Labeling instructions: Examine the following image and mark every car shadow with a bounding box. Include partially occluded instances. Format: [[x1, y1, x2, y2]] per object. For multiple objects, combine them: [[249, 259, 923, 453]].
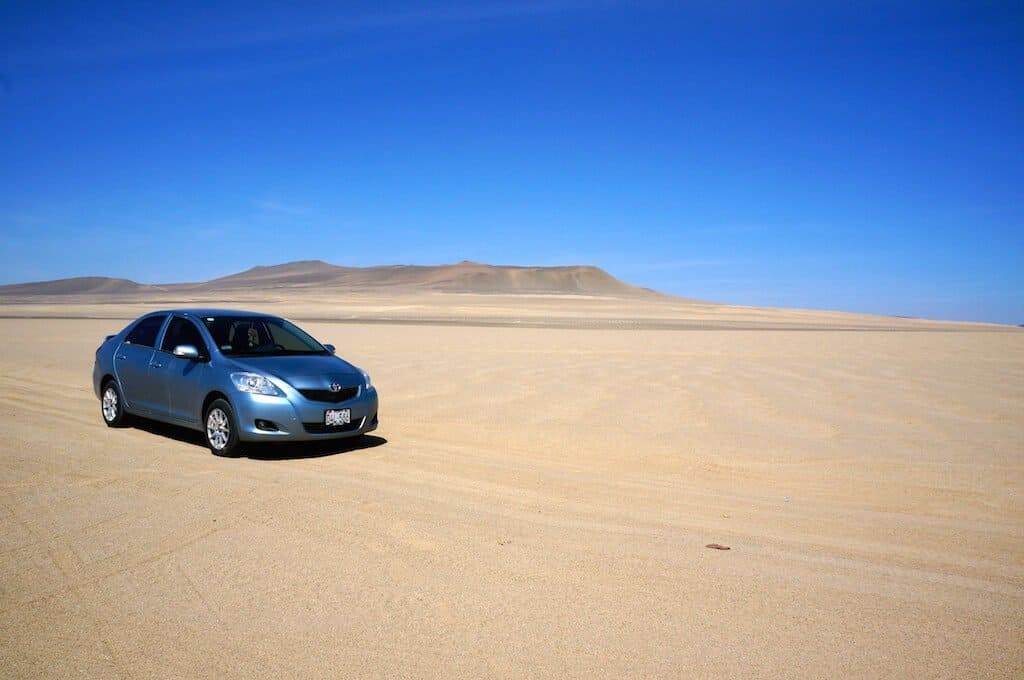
[[246, 435, 387, 460], [129, 418, 387, 460]]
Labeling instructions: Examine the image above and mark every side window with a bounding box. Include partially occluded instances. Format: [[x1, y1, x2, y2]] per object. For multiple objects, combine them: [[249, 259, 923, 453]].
[[125, 315, 167, 348], [161, 317, 208, 356]]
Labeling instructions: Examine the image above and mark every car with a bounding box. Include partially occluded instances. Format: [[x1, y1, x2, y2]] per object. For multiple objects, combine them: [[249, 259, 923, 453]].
[[93, 309, 378, 456]]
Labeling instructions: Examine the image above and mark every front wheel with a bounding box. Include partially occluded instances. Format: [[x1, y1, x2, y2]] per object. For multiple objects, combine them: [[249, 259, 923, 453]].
[[205, 399, 242, 457], [100, 380, 131, 427]]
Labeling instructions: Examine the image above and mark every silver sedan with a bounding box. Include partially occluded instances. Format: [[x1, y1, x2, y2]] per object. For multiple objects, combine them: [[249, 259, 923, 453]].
[[93, 309, 379, 456]]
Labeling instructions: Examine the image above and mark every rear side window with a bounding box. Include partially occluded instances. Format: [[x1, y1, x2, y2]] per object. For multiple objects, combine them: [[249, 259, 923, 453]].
[[125, 315, 167, 348], [161, 317, 209, 356]]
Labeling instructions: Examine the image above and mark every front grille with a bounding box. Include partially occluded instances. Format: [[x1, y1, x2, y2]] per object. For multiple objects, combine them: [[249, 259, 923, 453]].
[[303, 418, 364, 434], [298, 386, 359, 403]]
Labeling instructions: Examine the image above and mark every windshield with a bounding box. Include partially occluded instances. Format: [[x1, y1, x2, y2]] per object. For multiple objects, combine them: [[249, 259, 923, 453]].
[[201, 316, 328, 357]]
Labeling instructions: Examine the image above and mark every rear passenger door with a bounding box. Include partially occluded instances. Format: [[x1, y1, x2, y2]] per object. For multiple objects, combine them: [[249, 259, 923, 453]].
[[115, 314, 168, 413]]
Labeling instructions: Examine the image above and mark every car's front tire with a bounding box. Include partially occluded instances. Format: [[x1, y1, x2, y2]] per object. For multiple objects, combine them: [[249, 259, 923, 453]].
[[100, 380, 131, 428], [205, 398, 242, 457]]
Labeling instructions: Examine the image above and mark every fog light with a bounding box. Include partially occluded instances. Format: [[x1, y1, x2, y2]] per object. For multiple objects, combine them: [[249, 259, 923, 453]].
[[255, 419, 279, 432]]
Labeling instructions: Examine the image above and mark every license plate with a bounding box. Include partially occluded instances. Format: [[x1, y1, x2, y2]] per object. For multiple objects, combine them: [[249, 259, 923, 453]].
[[325, 408, 351, 426]]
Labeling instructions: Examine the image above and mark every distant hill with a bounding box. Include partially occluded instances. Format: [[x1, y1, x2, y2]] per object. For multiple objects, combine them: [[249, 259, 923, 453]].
[[0, 276, 151, 296], [0, 261, 654, 298]]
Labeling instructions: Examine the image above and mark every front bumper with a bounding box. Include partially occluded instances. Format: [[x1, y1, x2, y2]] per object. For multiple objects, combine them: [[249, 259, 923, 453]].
[[231, 387, 379, 442]]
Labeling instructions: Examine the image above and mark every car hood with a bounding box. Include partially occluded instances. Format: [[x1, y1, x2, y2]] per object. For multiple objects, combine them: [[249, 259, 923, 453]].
[[227, 354, 363, 389]]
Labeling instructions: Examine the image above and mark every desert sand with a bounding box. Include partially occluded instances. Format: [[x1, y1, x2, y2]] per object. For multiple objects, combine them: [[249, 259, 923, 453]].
[[1, 279, 1022, 677]]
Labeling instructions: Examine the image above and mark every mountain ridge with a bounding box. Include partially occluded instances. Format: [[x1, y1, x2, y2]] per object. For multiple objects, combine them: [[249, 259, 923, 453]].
[[0, 261, 657, 298]]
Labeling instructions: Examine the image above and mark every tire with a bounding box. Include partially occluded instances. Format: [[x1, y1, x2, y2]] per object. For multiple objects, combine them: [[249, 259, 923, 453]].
[[100, 380, 131, 428], [204, 398, 242, 457]]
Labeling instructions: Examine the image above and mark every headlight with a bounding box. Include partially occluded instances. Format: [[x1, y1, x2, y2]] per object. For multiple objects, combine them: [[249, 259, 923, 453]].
[[360, 370, 373, 390], [230, 372, 283, 396]]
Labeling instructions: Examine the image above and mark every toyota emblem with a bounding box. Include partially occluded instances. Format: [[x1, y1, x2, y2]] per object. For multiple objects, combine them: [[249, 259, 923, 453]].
[[329, 383, 342, 392]]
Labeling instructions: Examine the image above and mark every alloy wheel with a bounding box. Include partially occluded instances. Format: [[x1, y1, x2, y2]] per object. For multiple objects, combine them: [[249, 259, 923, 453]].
[[206, 408, 230, 450], [102, 386, 119, 422]]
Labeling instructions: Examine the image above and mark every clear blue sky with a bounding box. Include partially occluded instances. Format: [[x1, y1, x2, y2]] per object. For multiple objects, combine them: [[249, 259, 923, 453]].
[[2, 1, 1022, 323]]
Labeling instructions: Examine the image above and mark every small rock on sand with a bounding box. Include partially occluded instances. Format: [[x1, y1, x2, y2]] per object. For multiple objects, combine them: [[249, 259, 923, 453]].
[[706, 543, 731, 550]]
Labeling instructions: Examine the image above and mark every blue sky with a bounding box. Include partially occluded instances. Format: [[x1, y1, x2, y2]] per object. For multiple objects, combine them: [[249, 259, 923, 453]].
[[1, 1, 1022, 323]]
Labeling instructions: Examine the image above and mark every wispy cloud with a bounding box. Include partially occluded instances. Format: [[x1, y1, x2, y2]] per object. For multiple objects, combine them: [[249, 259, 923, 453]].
[[253, 199, 310, 218], [354, 1, 613, 32], [7, 1, 615, 69], [688, 224, 768, 236], [617, 257, 740, 273], [1, 212, 51, 233], [192, 220, 240, 241]]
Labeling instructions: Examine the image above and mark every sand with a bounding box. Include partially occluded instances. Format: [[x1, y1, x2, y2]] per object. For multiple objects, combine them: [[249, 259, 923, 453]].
[[0, 294, 1022, 678]]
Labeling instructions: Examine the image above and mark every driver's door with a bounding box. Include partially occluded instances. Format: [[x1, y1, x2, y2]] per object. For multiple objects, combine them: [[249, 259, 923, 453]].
[[156, 316, 211, 425]]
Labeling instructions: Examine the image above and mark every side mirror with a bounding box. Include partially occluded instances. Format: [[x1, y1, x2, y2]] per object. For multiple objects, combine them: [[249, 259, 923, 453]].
[[173, 344, 201, 360], [323, 343, 336, 354]]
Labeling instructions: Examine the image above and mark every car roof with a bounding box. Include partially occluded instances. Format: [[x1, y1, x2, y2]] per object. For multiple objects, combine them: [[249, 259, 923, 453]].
[[149, 308, 279, 319]]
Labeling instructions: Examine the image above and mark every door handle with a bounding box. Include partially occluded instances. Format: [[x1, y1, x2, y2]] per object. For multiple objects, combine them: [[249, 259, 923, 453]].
[[116, 355, 127, 360], [149, 362, 163, 368]]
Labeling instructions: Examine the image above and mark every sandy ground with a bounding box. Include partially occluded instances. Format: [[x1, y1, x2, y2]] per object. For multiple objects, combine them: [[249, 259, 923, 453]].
[[1, 300, 1022, 678], [0, 288, 1009, 330]]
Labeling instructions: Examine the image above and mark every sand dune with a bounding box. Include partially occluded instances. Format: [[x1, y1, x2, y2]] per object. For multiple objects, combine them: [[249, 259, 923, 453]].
[[0, 287, 1021, 677]]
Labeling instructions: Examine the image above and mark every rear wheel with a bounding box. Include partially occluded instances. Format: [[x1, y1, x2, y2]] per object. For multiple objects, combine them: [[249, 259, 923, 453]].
[[100, 380, 131, 427], [205, 399, 242, 457]]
